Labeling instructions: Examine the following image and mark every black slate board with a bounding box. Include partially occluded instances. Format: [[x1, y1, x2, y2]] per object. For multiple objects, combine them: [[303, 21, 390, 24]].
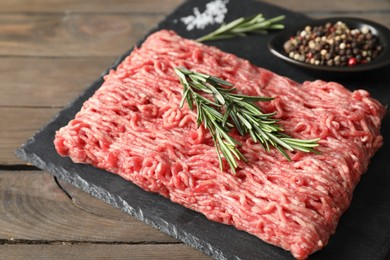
[[16, 0, 390, 259]]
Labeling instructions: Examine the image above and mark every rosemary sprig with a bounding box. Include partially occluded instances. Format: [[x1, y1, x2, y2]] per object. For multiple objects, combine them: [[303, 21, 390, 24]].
[[196, 14, 285, 42], [174, 67, 320, 174]]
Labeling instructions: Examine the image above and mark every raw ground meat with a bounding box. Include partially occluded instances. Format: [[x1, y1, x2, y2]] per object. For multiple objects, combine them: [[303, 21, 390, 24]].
[[54, 30, 385, 259]]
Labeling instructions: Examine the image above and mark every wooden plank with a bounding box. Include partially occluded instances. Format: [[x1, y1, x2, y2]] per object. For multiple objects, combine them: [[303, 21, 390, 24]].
[[0, 171, 176, 243], [0, 0, 388, 14], [262, 0, 390, 28], [0, 107, 60, 165], [262, 0, 390, 12], [0, 244, 211, 260], [1, 17, 389, 107], [0, 12, 388, 59], [0, 0, 183, 14], [56, 178, 136, 222], [263, 0, 390, 28], [0, 14, 164, 57], [0, 57, 114, 107]]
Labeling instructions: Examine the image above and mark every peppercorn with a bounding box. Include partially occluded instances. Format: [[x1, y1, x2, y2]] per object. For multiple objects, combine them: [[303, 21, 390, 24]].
[[348, 57, 357, 66], [283, 21, 383, 67]]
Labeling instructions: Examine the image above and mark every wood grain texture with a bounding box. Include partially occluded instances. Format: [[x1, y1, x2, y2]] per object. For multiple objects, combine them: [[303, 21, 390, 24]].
[[262, 0, 390, 12], [1, 0, 389, 259], [0, 5, 388, 59], [0, 14, 163, 57], [0, 57, 114, 107], [0, 0, 184, 14], [0, 107, 59, 165], [0, 0, 388, 13], [0, 171, 176, 243], [0, 244, 210, 260], [264, 0, 390, 29]]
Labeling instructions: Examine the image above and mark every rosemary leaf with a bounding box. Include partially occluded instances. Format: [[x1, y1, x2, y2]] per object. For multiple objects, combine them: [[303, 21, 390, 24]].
[[196, 14, 285, 42], [174, 67, 320, 173], [209, 76, 234, 86]]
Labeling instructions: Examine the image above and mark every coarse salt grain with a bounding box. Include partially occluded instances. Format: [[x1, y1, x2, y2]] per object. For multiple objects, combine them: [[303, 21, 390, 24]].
[[180, 0, 229, 31]]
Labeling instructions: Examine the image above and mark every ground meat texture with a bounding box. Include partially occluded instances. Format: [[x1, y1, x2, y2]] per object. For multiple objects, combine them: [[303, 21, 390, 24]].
[[54, 30, 385, 259]]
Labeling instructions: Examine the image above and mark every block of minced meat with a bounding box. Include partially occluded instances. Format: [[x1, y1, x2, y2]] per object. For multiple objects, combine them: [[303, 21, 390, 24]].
[[54, 30, 385, 259]]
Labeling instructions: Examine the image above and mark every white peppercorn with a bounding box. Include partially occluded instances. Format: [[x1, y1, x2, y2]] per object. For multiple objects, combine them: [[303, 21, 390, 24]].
[[283, 21, 383, 67]]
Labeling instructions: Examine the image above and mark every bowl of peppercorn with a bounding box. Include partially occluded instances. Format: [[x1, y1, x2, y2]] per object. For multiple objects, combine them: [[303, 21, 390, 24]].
[[268, 17, 390, 73]]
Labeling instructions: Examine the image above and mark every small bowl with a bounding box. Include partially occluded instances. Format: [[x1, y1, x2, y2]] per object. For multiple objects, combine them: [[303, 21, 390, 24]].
[[268, 17, 390, 73]]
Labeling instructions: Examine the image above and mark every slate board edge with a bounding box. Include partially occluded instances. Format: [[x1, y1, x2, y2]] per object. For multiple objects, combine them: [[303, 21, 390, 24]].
[[14, 0, 390, 259], [14, 1, 254, 259], [15, 146, 229, 260]]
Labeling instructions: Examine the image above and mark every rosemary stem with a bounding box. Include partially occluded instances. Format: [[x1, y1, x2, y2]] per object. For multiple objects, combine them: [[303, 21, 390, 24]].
[[174, 67, 319, 173], [196, 14, 285, 42]]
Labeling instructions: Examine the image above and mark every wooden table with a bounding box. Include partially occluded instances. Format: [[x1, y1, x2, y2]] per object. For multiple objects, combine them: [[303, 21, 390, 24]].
[[1, 0, 389, 259]]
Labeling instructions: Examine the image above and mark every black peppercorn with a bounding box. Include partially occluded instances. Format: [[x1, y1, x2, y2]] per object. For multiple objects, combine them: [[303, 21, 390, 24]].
[[283, 21, 383, 67]]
